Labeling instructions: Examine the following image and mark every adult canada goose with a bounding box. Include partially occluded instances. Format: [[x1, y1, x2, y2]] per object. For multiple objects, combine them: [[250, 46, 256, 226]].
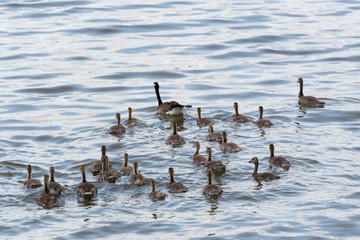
[[197, 107, 213, 127], [207, 126, 222, 142], [202, 171, 222, 196], [219, 131, 241, 153], [48, 167, 62, 196], [119, 153, 133, 176], [204, 147, 226, 173], [167, 122, 185, 145], [76, 165, 97, 198], [269, 144, 291, 170], [36, 175, 57, 208], [168, 167, 188, 193], [108, 113, 126, 135], [297, 78, 325, 108], [249, 157, 280, 182], [96, 155, 117, 182], [233, 102, 248, 123], [126, 107, 137, 127], [153, 82, 192, 115], [193, 142, 207, 166], [92, 145, 112, 175], [24, 164, 42, 188], [256, 106, 273, 128], [149, 179, 167, 201], [130, 162, 146, 186]]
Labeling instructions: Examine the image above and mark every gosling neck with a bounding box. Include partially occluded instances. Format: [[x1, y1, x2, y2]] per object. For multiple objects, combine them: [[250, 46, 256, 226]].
[[234, 103, 239, 116], [133, 163, 139, 175], [194, 143, 200, 155], [116, 113, 121, 125], [123, 153, 128, 167], [169, 169, 175, 184], [197, 107, 202, 119], [128, 107, 132, 120], [150, 180, 155, 192], [81, 166, 87, 183], [253, 160, 258, 175], [222, 132, 227, 144], [208, 126, 214, 133], [44, 175, 50, 194], [101, 145, 106, 157], [101, 156, 107, 172], [207, 147, 212, 162], [259, 107, 263, 120], [27, 165, 31, 180], [50, 167, 55, 182], [207, 172, 212, 185], [269, 145, 275, 158], [172, 122, 177, 135]]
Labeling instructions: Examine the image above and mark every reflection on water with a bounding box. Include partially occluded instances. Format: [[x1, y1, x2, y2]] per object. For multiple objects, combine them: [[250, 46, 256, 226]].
[[1, 0, 360, 239]]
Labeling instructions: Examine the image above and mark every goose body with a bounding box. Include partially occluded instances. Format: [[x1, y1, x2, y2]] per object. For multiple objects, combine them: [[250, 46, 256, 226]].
[[24, 165, 42, 189], [149, 179, 167, 201], [219, 131, 241, 153], [49, 167, 62, 196], [92, 145, 112, 175], [153, 82, 191, 115], [297, 78, 325, 108], [168, 167, 188, 193], [207, 126, 222, 142], [204, 147, 226, 173], [119, 153, 133, 176], [76, 165, 97, 198], [167, 122, 185, 145], [233, 102, 248, 123], [269, 144, 291, 169], [197, 107, 213, 127], [192, 142, 207, 166], [202, 171, 222, 196], [108, 113, 126, 135], [130, 162, 146, 186], [36, 175, 57, 208], [256, 106, 272, 128], [249, 157, 280, 182]]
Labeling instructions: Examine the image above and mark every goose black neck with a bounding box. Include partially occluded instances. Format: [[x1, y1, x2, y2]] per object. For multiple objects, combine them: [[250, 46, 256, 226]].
[[298, 79, 304, 98], [154, 83, 163, 105]]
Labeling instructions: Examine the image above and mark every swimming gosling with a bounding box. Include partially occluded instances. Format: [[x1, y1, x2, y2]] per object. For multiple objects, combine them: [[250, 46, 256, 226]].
[[108, 113, 126, 135], [207, 126, 222, 142], [24, 164, 42, 189], [249, 157, 280, 182], [297, 78, 325, 108], [197, 107, 213, 127], [233, 102, 248, 123], [219, 131, 241, 153], [49, 167, 62, 196], [193, 142, 207, 166], [269, 144, 291, 170], [130, 162, 146, 186], [166, 122, 185, 145], [76, 165, 97, 198], [36, 175, 57, 208], [168, 167, 188, 193], [126, 107, 137, 127], [256, 106, 273, 128], [119, 153, 133, 176], [204, 147, 226, 173], [202, 171, 222, 196], [149, 179, 167, 201]]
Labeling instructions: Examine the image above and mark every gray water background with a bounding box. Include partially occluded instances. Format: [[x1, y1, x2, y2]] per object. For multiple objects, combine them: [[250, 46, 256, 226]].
[[0, 0, 360, 239]]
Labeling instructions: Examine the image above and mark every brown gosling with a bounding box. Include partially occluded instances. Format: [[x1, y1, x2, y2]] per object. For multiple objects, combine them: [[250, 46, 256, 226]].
[[153, 82, 191, 115], [193, 142, 207, 166], [204, 147, 226, 173], [91, 145, 112, 175], [297, 78, 325, 108], [126, 107, 137, 127], [207, 126, 222, 142], [202, 171, 222, 196], [249, 157, 280, 182], [256, 106, 273, 128], [149, 179, 167, 201], [24, 164, 42, 189], [108, 113, 126, 135], [119, 153, 133, 176], [197, 107, 213, 127], [36, 175, 57, 208], [130, 162, 146, 186], [166, 122, 185, 145], [219, 131, 241, 153], [233, 102, 248, 123], [269, 144, 291, 170], [76, 165, 97, 198], [168, 167, 188, 193], [49, 167, 62, 196], [96, 155, 118, 182]]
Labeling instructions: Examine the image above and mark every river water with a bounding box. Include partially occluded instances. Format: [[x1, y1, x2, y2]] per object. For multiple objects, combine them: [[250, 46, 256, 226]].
[[1, 0, 360, 239]]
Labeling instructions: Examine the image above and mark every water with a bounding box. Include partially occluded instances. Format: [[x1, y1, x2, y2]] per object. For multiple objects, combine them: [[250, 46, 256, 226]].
[[1, 0, 360, 239]]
